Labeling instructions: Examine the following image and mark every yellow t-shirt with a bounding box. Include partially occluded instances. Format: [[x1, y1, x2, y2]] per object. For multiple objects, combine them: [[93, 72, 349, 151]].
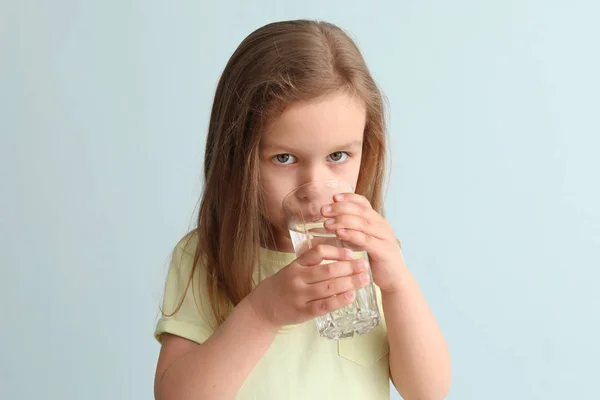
[[155, 232, 390, 400]]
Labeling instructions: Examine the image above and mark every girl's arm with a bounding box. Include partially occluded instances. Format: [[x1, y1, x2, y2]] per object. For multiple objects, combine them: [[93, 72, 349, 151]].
[[154, 297, 279, 400], [320, 194, 451, 398], [154, 244, 367, 400], [382, 264, 452, 400]]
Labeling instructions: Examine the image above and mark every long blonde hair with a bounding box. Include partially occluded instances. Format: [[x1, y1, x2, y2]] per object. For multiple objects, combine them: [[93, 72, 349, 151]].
[[176, 20, 388, 327]]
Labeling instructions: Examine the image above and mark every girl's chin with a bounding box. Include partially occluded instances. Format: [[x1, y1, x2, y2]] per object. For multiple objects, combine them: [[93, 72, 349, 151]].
[[261, 223, 294, 252]]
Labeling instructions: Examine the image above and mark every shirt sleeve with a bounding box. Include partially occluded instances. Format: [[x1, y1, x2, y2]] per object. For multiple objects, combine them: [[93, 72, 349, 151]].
[[154, 233, 216, 344]]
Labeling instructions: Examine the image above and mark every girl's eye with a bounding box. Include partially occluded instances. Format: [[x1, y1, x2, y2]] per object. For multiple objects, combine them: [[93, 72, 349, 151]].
[[328, 151, 349, 163], [272, 154, 296, 165]]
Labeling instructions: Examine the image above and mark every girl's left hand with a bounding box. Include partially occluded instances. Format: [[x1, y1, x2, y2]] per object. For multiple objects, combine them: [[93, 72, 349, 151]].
[[321, 193, 404, 294]]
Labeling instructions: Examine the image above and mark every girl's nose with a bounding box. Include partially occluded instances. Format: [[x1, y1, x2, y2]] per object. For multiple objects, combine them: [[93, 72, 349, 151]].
[[299, 164, 332, 189], [296, 185, 320, 202]]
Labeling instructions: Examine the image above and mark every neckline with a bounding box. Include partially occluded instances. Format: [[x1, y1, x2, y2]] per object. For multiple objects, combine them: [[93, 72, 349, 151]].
[[259, 247, 296, 271]]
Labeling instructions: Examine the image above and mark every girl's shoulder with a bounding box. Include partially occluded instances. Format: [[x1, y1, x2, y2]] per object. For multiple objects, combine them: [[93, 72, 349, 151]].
[[174, 230, 199, 257], [166, 230, 203, 278]]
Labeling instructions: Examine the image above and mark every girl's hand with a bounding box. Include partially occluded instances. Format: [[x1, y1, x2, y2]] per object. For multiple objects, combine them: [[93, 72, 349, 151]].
[[321, 193, 404, 294], [247, 244, 371, 329]]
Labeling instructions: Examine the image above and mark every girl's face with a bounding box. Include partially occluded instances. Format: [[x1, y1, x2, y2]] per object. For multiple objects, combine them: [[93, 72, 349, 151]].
[[259, 92, 367, 251]]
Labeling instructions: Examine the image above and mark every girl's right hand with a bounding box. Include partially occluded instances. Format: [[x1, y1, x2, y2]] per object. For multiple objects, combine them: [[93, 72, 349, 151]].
[[246, 244, 371, 329]]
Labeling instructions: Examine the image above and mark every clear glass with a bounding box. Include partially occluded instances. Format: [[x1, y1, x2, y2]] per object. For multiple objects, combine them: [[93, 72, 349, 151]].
[[282, 180, 381, 340]]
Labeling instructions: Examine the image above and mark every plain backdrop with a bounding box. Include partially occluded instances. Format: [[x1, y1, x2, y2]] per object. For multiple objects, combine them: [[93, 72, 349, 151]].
[[1, 1, 599, 399]]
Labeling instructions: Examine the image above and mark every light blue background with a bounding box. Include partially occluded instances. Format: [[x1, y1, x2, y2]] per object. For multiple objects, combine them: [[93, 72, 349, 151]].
[[1, 1, 598, 399]]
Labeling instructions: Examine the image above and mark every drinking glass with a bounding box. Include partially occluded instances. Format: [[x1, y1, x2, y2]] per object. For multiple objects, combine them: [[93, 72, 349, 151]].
[[282, 180, 380, 340]]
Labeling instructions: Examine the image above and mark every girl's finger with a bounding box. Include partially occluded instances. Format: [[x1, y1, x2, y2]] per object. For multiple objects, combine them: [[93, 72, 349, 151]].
[[307, 273, 370, 301], [322, 201, 387, 234], [334, 228, 380, 255], [324, 214, 387, 240], [295, 244, 354, 267], [306, 290, 358, 317], [333, 192, 372, 208], [321, 199, 371, 218], [304, 259, 368, 283]]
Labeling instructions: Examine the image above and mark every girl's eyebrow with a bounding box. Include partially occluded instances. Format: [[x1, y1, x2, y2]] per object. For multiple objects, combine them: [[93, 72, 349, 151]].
[[338, 140, 363, 149], [261, 140, 363, 152]]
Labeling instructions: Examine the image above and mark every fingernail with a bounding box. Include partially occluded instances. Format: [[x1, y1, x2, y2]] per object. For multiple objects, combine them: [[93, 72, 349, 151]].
[[335, 194, 344, 201], [322, 205, 332, 213], [359, 273, 370, 284], [345, 291, 356, 300], [345, 249, 354, 259], [358, 259, 367, 270], [324, 219, 334, 227]]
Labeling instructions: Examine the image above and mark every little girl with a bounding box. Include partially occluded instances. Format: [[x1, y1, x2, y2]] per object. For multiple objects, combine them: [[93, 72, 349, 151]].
[[154, 19, 451, 400]]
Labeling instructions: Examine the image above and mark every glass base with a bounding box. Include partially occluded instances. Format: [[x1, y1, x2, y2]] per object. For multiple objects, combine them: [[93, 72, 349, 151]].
[[316, 310, 380, 340]]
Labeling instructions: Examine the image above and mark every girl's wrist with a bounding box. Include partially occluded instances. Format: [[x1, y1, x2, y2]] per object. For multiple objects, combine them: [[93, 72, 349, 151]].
[[240, 294, 282, 334]]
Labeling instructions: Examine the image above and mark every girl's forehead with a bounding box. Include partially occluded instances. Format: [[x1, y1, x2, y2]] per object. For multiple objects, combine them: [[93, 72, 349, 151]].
[[260, 93, 366, 148]]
